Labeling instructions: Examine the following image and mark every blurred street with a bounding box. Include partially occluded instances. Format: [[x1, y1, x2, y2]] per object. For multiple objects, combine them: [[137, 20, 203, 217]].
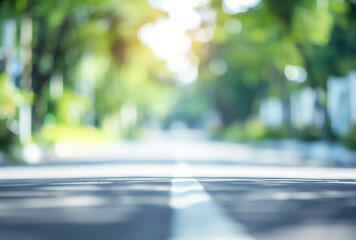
[[1, 133, 356, 240], [1, 171, 356, 240], [1, 0, 356, 239]]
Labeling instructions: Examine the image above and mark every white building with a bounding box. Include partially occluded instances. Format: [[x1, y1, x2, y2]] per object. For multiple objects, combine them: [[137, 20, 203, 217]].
[[327, 71, 356, 135]]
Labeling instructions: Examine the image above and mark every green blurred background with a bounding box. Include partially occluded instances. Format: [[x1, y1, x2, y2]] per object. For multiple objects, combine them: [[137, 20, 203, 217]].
[[1, 0, 356, 162]]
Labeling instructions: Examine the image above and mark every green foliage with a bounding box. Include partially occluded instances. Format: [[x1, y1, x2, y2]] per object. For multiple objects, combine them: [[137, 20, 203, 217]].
[[1, 0, 356, 155], [292, 6, 333, 45], [165, 88, 211, 128], [39, 124, 111, 143], [222, 120, 286, 142], [341, 126, 356, 150], [198, 0, 356, 147], [56, 89, 91, 126], [295, 126, 323, 141], [0, 73, 33, 152]]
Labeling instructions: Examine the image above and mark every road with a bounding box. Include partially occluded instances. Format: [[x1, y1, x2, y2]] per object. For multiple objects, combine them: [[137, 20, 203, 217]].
[[1, 137, 356, 240]]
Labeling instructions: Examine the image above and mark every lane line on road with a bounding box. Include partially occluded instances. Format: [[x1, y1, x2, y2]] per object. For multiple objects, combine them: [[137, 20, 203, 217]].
[[168, 162, 254, 240]]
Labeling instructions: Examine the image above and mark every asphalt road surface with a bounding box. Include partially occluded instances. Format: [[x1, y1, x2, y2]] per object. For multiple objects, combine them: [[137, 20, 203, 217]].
[[1, 162, 356, 240], [1, 137, 356, 240]]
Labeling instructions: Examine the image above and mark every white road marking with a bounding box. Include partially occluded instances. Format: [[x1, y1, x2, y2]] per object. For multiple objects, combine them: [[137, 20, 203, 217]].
[[169, 163, 254, 240]]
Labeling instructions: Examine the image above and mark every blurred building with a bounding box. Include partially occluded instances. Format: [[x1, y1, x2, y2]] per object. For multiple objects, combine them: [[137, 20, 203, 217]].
[[328, 71, 356, 135]]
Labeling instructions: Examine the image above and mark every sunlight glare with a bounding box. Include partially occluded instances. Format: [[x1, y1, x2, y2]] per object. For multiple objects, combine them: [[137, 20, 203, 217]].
[[175, 65, 198, 85], [23, 143, 42, 164], [139, 0, 212, 85], [161, 0, 201, 13], [284, 65, 307, 83], [223, 0, 261, 14], [139, 19, 192, 60]]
